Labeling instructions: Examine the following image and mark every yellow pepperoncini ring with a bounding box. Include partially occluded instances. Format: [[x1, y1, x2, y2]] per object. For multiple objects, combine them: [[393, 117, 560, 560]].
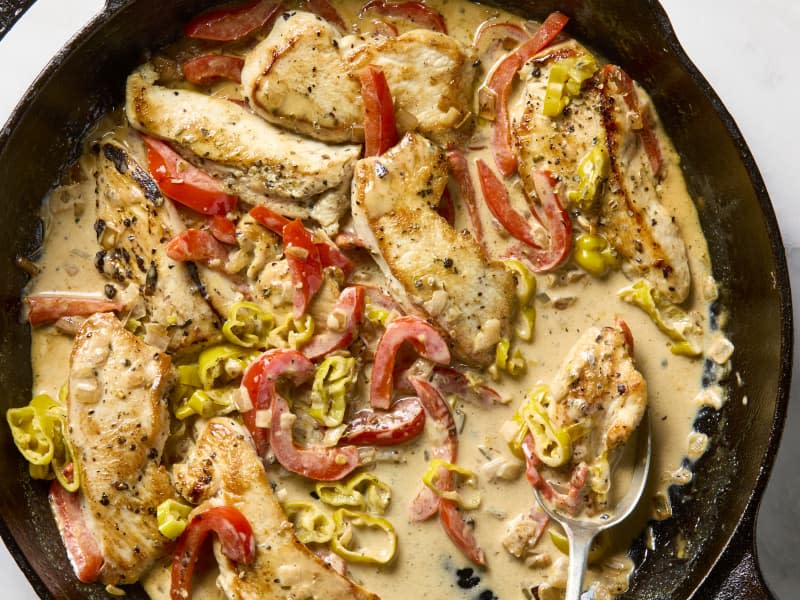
[[542, 53, 599, 118], [588, 452, 611, 496], [222, 301, 276, 348], [157, 499, 193, 540], [7, 405, 55, 466], [618, 279, 702, 357], [504, 259, 537, 343], [568, 145, 610, 210], [316, 472, 392, 515], [511, 386, 572, 468], [422, 458, 481, 510], [364, 303, 389, 326], [490, 338, 526, 381], [267, 313, 315, 350], [548, 527, 610, 565], [573, 233, 619, 277], [197, 344, 259, 390], [308, 355, 357, 428], [330, 509, 397, 565], [177, 364, 202, 388], [285, 501, 335, 544], [174, 388, 237, 420]]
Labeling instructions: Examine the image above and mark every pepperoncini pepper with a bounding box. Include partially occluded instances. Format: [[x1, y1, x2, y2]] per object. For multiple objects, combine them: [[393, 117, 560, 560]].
[[504, 259, 537, 343], [422, 459, 481, 510], [490, 338, 526, 380], [509, 385, 571, 468], [285, 501, 335, 544], [197, 344, 258, 389], [573, 233, 619, 277], [542, 53, 599, 118], [157, 499, 193, 540], [309, 355, 357, 428], [568, 145, 610, 210], [222, 301, 275, 348], [316, 472, 392, 514], [330, 509, 397, 565], [268, 313, 314, 350]]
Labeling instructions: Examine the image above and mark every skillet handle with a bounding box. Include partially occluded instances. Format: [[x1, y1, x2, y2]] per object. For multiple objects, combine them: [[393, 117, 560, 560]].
[[707, 510, 775, 599], [0, 0, 36, 42]]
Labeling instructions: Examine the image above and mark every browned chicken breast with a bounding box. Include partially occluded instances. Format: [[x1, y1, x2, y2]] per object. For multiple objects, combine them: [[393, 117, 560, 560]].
[[67, 312, 175, 585], [352, 133, 516, 366], [511, 42, 691, 303], [241, 11, 476, 146], [172, 417, 379, 600], [549, 325, 647, 457], [95, 140, 221, 351], [126, 64, 361, 231]]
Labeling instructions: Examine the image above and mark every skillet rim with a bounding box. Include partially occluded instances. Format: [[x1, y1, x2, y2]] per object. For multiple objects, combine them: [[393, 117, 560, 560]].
[[0, 0, 792, 598]]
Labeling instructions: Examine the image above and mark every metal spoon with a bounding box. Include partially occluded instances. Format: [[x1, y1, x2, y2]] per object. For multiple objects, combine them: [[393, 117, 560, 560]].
[[532, 412, 651, 600]]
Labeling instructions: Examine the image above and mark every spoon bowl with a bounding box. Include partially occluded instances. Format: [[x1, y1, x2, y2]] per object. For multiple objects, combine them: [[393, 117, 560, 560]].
[[532, 411, 652, 600]]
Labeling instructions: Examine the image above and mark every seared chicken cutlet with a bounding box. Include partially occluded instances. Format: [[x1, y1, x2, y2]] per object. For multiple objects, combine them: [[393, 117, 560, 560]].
[[126, 64, 361, 231], [549, 324, 646, 461], [172, 418, 380, 600], [95, 140, 221, 351], [66, 313, 174, 585], [352, 133, 516, 366], [511, 43, 691, 303], [241, 11, 476, 146]]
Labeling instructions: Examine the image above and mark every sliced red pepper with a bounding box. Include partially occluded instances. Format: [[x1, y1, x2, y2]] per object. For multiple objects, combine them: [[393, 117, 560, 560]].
[[359, 0, 447, 34], [360, 65, 399, 157], [209, 215, 238, 245], [170, 505, 255, 600], [477, 160, 571, 272], [249, 205, 290, 236], [166, 229, 229, 265], [143, 135, 238, 216], [26, 295, 124, 326], [601, 64, 664, 180], [439, 499, 487, 566], [303, 0, 347, 31], [430, 366, 503, 407], [521, 434, 588, 515], [473, 20, 528, 51], [436, 187, 455, 226], [284, 219, 324, 319], [181, 54, 245, 86], [334, 231, 370, 250], [49, 482, 104, 583], [615, 316, 634, 354], [487, 12, 569, 176], [184, 0, 283, 41], [342, 396, 425, 446], [315, 242, 354, 277], [446, 148, 488, 258], [370, 316, 451, 410], [302, 286, 365, 360]]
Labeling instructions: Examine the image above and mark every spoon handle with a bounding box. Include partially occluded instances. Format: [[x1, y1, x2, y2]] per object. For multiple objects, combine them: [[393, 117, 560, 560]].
[[564, 526, 596, 600]]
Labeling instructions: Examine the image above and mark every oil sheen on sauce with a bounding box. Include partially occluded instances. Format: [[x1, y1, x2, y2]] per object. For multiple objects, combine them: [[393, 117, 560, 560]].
[[26, 1, 730, 599]]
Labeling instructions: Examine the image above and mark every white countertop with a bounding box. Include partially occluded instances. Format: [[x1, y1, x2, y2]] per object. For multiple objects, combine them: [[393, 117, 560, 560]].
[[1, 1, 798, 598]]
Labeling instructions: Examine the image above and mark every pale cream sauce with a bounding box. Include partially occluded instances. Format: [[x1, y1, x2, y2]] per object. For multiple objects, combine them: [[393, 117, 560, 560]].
[[25, 1, 730, 599]]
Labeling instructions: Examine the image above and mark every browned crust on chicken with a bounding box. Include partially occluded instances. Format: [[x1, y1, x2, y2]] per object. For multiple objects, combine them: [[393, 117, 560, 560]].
[[173, 418, 380, 600], [68, 313, 175, 585]]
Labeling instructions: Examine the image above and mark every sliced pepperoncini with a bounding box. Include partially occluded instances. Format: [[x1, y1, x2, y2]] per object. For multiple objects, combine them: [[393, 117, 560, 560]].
[[51, 417, 81, 492], [174, 388, 237, 420], [548, 527, 610, 564], [573, 233, 619, 277], [157, 499, 193, 540], [511, 385, 572, 468], [316, 472, 392, 514], [222, 301, 276, 348], [285, 501, 335, 544], [422, 458, 481, 510], [7, 405, 54, 466], [542, 53, 599, 118], [490, 338, 526, 380], [197, 344, 258, 389], [330, 509, 397, 565], [618, 279, 702, 357], [268, 314, 315, 350], [504, 259, 537, 343], [364, 303, 389, 326], [309, 355, 357, 428]]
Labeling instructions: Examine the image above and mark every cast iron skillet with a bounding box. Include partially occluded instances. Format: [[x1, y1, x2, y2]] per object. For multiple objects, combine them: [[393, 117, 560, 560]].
[[0, 0, 792, 598]]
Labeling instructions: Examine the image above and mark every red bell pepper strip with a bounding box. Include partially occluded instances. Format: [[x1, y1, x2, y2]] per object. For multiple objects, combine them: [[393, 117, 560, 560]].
[[143, 136, 238, 216], [473, 20, 528, 51], [49, 481, 104, 583], [249, 205, 290, 235], [342, 396, 426, 446], [166, 229, 229, 266], [447, 148, 488, 258], [615, 316, 634, 354], [209, 215, 238, 245], [284, 219, 324, 319], [521, 434, 588, 515], [601, 64, 664, 180], [26, 295, 124, 326], [184, 0, 283, 41], [302, 286, 365, 360], [437, 187, 455, 226], [315, 242, 354, 277], [370, 316, 451, 410], [181, 54, 244, 85], [477, 160, 572, 272], [359, 0, 447, 34], [303, 0, 347, 31], [360, 65, 399, 157], [170, 506, 255, 600], [487, 12, 569, 176]]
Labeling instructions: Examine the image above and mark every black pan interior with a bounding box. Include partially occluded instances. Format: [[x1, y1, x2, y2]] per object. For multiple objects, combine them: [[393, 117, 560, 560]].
[[0, 1, 791, 598]]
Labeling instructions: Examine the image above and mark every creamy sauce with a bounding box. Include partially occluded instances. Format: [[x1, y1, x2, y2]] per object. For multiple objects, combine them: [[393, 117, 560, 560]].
[[23, 1, 732, 599]]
